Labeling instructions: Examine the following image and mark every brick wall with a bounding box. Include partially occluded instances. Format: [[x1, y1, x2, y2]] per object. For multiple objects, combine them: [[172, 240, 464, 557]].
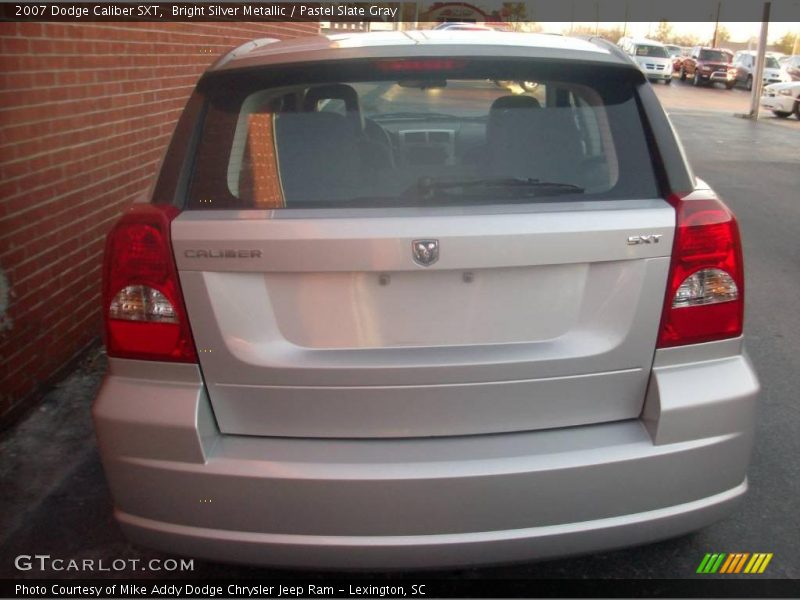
[[0, 22, 319, 427]]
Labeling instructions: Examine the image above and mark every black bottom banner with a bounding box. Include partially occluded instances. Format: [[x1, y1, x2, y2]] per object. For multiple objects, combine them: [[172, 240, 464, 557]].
[[3, 578, 800, 599]]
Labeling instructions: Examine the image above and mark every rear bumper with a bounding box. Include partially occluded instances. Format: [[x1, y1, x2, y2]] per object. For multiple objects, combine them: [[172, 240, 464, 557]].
[[116, 482, 746, 569], [93, 340, 758, 569]]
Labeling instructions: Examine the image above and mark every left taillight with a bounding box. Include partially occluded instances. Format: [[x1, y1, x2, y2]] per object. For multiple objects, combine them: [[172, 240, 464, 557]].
[[102, 204, 197, 362]]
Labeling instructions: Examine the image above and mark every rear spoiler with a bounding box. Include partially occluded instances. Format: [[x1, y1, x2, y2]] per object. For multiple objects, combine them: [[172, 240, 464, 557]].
[[209, 38, 282, 71]]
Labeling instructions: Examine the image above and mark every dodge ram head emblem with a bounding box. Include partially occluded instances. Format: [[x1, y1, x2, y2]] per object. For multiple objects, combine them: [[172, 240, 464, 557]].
[[412, 239, 439, 266]]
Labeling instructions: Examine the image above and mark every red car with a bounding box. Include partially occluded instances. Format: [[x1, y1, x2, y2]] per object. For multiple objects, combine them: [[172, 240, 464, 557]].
[[664, 44, 684, 72], [680, 46, 736, 88]]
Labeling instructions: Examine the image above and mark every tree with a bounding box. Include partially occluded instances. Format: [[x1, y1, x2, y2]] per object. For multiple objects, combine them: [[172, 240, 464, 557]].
[[652, 21, 673, 43], [567, 25, 593, 35], [773, 31, 798, 55], [598, 26, 624, 42], [715, 25, 731, 46], [565, 24, 622, 42], [517, 22, 543, 33], [672, 32, 700, 47], [501, 2, 527, 30]]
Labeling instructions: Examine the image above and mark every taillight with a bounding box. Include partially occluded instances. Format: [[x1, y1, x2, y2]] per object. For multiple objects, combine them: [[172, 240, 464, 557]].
[[657, 190, 744, 348], [102, 204, 197, 362]]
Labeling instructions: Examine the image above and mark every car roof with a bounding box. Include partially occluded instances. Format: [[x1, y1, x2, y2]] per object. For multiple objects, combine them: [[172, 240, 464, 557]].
[[628, 38, 665, 46], [209, 30, 629, 73]]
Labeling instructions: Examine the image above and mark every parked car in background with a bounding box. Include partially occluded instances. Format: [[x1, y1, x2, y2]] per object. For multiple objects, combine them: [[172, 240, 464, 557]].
[[618, 37, 673, 84], [732, 51, 789, 90], [432, 22, 496, 31], [760, 80, 800, 118], [664, 44, 684, 73], [680, 46, 735, 88], [778, 55, 800, 81]]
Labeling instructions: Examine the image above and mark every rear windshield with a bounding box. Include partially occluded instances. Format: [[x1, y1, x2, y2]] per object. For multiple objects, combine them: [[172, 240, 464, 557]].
[[187, 59, 659, 209], [635, 45, 668, 58], [699, 50, 730, 63]]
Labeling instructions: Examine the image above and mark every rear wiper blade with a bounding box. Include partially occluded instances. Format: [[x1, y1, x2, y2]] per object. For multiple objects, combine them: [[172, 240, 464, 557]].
[[372, 112, 485, 121], [405, 176, 584, 197]]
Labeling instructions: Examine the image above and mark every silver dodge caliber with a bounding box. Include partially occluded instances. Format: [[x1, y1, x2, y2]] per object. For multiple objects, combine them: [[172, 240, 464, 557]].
[[93, 31, 759, 569]]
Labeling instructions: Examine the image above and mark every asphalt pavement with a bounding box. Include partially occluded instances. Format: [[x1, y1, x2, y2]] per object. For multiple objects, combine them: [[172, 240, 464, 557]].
[[1, 87, 798, 584]]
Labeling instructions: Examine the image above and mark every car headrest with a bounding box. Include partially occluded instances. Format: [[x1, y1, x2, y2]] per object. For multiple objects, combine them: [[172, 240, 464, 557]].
[[302, 84, 365, 133], [487, 95, 542, 144], [272, 112, 360, 203], [490, 95, 542, 111]]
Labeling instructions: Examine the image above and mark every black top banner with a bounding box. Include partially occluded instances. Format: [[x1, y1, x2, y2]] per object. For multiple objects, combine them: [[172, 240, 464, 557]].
[[2, 0, 800, 22], [4, 578, 800, 599]]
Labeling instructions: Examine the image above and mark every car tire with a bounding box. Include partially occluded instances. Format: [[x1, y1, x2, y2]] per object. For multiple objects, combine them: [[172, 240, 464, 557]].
[[746, 75, 753, 91], [725, 82, 735, 90], [680, 67, 687, 81], [794, 101, 800, 119], [693, 72, 701, 87], [665, 77, 672, 85], [772, 110, 791, 118]]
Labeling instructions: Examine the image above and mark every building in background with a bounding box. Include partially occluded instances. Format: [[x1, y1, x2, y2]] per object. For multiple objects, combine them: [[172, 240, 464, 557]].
[[0, 22, 318, 428]]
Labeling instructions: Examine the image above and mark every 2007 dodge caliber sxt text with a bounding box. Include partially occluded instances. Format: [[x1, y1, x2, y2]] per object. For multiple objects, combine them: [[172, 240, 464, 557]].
[[92, 31, 760, 569]]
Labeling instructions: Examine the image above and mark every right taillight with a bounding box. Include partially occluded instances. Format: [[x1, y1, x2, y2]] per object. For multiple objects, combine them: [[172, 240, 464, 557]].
[[657, 190, 745, 348]]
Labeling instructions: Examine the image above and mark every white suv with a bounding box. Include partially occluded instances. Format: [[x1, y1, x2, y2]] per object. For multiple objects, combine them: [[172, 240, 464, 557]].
[[619, 37, 673, 84]]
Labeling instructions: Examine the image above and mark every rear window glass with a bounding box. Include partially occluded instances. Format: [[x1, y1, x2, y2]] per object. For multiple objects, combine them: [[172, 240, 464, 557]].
[[187, 59, 659, 209], [635, 45, 668, 58], [699, 50, 730, 62]]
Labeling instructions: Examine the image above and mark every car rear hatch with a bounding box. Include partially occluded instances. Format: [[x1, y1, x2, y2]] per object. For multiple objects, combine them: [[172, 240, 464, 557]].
[[171, 55, 675, 438]]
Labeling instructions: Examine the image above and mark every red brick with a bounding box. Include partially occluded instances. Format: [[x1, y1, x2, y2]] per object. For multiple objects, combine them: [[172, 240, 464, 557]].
[[1, 37, 30, 54], [18, 22, 43, 37], [0, 21, 319, 423]]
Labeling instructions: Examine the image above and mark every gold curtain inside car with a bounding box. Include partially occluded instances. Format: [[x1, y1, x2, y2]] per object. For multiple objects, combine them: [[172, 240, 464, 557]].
[[240, 113, 285, 208]]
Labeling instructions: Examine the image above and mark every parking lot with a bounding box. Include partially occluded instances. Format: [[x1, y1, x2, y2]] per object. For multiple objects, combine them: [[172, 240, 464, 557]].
[[651, 73, 800, 124], [1, 77, 798, 583]]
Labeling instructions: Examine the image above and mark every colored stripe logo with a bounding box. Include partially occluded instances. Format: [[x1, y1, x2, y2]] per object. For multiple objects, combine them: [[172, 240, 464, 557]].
[[697, 553, 773, 574]]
